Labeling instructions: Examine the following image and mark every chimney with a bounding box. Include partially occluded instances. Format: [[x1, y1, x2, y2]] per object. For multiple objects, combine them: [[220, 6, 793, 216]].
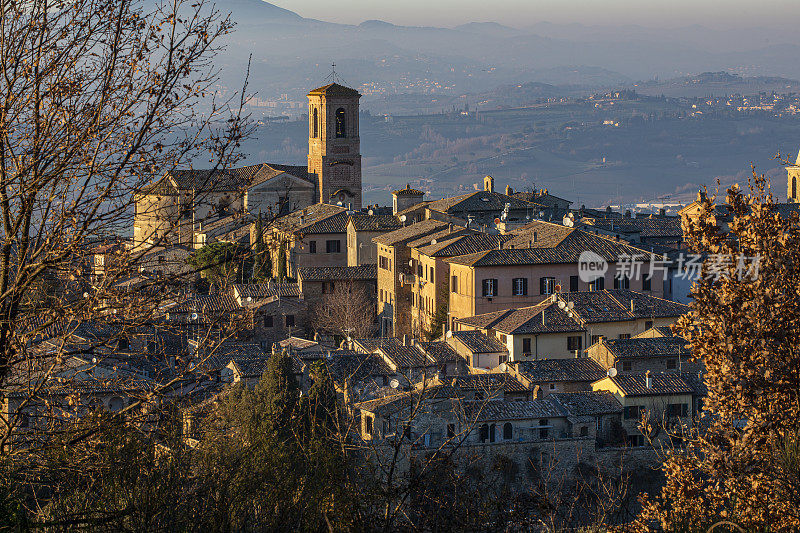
[[645, 370, 652, 389], [402, 334, 409, 346], [498, 240, 503, 250], [505, 185, 513, 196], [659, 208, 666, 216], [484, 175, 494, 192], [542, 309, 545, 326], [448, 223, 453, 234], [410, 338, 416, 346], [630, 299, 635, 312]]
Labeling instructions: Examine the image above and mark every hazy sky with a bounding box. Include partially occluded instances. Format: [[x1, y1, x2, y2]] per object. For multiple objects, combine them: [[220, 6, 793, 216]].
[[275, 0, 798, 29]]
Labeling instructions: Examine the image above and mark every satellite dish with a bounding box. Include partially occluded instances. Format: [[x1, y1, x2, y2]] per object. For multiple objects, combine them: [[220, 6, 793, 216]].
[[399, 214, 407, 223], [554, 284, 562, 293], [568, 301, 574, 309], [368, 209, 374, 215], [389, 378, 400, 389], [557, 300, 566, 310], [431, 239, 437, 245], [190, 312, 198, 320], [539, 210, 545, 218], [562, 213, 575, 228], [246, 296, 252, 303], [445, 330, 453, 338], [494, 217, 501, 225], [83, 292, 89, 298], [337, 201, 343, 206], [607, 367, 618, 378]]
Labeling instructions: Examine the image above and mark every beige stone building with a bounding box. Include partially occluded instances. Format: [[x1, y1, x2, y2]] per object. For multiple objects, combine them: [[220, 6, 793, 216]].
[[374, 220, 471, 337], [133, 82, 364, 251], [346, 213, 401, 266], [454, 290, 688, 362], [787, 148, 800, 202], [445, 224, 669, 327]]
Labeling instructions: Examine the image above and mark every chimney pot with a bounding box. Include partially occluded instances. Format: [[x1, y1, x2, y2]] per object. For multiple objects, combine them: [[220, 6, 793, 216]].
[[645, 370, 652, 389], [630, 299, 635, 312], [505, 185, 512, 196], [402, 334, 409, 346]]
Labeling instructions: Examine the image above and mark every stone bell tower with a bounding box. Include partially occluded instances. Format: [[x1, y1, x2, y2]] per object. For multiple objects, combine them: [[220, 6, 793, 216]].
[[787, 148, 800, 203], [307, 82, 362, 209]]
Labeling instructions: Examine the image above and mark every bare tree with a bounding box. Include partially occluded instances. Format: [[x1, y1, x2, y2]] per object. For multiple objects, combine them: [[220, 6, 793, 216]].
[[311, 281, 376, 340], [0, 0, 252, 492]]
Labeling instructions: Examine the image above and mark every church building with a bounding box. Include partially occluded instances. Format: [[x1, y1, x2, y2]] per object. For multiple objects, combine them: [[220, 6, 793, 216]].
[[133, 82, 363, 248]]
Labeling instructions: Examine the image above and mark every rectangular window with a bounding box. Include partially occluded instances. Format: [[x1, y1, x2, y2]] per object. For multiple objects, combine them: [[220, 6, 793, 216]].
[[326, 240, 341, 253], [666, 359, 677, 370], [589, 277, 605, 291], [539, 419, 549, 439], [285, 315, 295, 327], [622, 361, 632, 372], [512, 277, 528, 296], [613, 275, 630, 290], [429, 266, 434, 283], [624, 405, 642, 420], [417, 263, 423, 277], [668, 403, 689, 417], [264, 315, 273, 328], [645, 320, 653, 330], [567, 335, 583, 352], [539, 277, 556, 295], [522, 338, 532, 354], [580, 426, 589, 437], [570, 275, 579, 292], [619, 334, 631, 339], [322, 282, 335, 294], [451, 275, 458, 293], [379, 256, 388, 270], [365, 416, 373, 436], [482, 278, 498, 297], [309, 241, 317, 254], [642, 276, 651, 291]]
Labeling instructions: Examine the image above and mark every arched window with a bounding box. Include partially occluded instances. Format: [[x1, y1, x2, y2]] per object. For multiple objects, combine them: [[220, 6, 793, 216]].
[[793, 176, 797, 199], [489, 423, 496, 443], [479, 423, 489, 442], [503, 422, 513, 440], [335, 107, 347, 138], [312, 108, 318, 138]]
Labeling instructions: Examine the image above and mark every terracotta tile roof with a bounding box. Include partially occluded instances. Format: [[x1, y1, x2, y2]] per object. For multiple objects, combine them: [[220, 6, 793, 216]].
[[603, 337, 690, 359], [347, 214, 402, 232], [426, 190, 540, 214], [393, 184, 425, 196], [373, 219, 450, 246], [376, 344, 428, 369], [298, 265, 376, 282], [451, 330, 508, 354], [307, 82, 360, 98], [471, 397, 566, 421], [144, 163, 311, 195], [446, 373, 528, 393], [277, 336, 320, 351], [323, 352, 394, 382], [271, 204, 348, 235], [511, 191, 572, 207], [416, 341, 462, 363], [549, 391, 622, 416], [606, 372, 694, 396], [445, 228, 655, 267], [515, 359, 606, 383], [458, 301, 583, 335], [231, 282, 301, 300], [583, 217, 683, 238], [415, 233, 513, 258], [395, 201, 431, 217], [353, 337, 402, 354]]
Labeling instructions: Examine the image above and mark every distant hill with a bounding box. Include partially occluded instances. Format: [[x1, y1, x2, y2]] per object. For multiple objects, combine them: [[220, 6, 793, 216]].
[[632, 72, 800, 97]]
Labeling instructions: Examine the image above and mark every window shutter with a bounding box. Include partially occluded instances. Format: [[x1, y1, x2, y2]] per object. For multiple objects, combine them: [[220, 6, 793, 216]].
[[522, 277, 528, 295], [540, 277, 546, 295]]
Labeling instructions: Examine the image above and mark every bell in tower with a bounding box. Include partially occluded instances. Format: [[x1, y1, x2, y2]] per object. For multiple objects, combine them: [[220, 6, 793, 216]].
[[307, 82, 362, 209]]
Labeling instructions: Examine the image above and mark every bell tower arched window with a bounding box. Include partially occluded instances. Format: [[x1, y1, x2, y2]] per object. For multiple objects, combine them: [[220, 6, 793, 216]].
[[312, 108, 319, 138], [335, 107, 347, 138], [793, 176, 797, 200]]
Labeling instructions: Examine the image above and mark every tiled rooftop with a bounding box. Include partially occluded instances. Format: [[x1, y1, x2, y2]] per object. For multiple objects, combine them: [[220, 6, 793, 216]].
[[373, 219, 450, 246], [606, 372, 694, 396], [603, 337, 690, 359], [549, 391, 623, 416], [271, 203, 348, 235], [471, 397, 566, 421], [298, 264, 377, 282], [451, 330, 508, 354], [347, 214, 402, 232], [515, 359, 606, 383]]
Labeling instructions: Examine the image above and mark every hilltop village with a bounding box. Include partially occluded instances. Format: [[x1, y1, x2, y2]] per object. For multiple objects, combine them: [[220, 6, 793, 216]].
[[10, 80, 800, 493]]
